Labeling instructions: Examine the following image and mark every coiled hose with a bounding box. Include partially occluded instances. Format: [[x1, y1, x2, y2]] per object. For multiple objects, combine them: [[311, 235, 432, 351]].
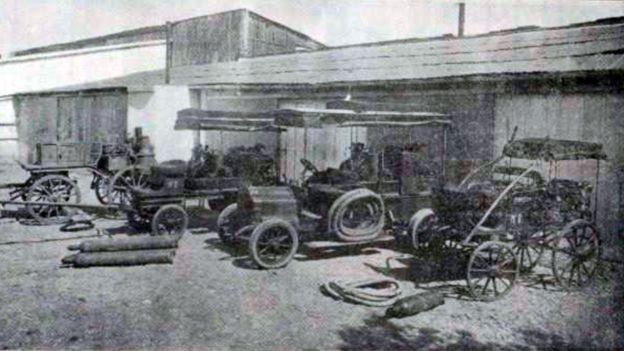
[[328, 188, 385, 242], [320, 278, 402, 307]]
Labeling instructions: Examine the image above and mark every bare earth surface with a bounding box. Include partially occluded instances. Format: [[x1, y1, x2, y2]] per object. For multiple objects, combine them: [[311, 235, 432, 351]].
[[0, 166, 622, 350]]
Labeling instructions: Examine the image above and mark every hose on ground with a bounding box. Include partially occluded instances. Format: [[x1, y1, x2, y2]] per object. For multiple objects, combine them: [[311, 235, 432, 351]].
[[320, 278, 402, 307]]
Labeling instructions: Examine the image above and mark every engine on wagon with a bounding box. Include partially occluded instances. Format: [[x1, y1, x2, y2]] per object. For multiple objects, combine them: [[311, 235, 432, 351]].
[[222, 144, 276, 186], [147, 144, 222, 190]]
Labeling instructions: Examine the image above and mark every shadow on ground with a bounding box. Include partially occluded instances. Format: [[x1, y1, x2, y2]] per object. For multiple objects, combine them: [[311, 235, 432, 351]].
[[336, 315, 597, 350]]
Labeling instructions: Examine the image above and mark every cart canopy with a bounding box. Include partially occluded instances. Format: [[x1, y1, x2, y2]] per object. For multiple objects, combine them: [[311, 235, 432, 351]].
[[175, 108, 284, 132], [502, 138, 607, 161], [271, 108, 451, 128]]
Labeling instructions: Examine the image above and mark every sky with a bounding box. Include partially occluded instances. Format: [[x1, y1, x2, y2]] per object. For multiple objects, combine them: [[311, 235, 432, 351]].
[[1, 0, 624, 56]]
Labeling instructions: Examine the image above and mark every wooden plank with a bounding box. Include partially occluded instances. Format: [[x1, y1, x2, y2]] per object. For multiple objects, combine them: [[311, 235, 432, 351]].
[[14, 95, 58, 163], [303, 235, 394, 249]]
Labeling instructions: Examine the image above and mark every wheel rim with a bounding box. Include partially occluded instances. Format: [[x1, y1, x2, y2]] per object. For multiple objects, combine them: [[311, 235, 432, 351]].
[[109, 167, 149, 206], [26, 175, 81, 224], [255, 226, 295, 266], [155, 207, 186, 235], [94, 175, 110, 204], [467, 242, 518, 301], [551, 221, 599, 289], [512, 230, 545, 273]]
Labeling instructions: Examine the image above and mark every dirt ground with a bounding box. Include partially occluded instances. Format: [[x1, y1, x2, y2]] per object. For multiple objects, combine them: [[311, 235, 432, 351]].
[[0, 166, 622, 350]]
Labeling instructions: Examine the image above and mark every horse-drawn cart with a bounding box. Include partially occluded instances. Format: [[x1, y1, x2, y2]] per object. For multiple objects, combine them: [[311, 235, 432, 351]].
[[409, 132, 607, 300], [0, 137, 146, 224]]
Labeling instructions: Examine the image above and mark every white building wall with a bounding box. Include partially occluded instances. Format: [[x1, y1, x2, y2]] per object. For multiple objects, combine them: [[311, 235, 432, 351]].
[[0, 97, 17, 163], [128, 85, 194, 163], [0, 41, 165, 97]]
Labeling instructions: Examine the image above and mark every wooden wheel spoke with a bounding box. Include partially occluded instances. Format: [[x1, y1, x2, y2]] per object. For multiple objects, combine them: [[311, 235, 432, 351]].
[[481, 277, 492, 294], [498, 277, 511, 289]]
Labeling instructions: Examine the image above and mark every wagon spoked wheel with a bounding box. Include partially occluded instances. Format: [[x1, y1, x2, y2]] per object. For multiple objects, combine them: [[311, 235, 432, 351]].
[[25, 174, 81, 225], [152, 204, 188, 237], [93, 174, 111, 205], [249, 219, 299, 269], [466, 241, 519, 301], [551, 220, 600, 290], [512, 230, 545, 273], [108, 166, 150, 206]]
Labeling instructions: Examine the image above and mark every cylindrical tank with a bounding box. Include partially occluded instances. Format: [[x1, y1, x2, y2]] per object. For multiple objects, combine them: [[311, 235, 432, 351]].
[[61, 250, 175, 267], [385, 291, 444, 318], [67, 236, 179, 252]]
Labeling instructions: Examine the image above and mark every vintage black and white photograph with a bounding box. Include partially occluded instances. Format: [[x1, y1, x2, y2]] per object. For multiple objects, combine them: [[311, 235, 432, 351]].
[[0, 0, 623, 349]]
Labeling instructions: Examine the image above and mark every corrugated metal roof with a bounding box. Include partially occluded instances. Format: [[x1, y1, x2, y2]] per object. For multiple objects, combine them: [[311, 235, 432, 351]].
[[55, 18, 624, 91]]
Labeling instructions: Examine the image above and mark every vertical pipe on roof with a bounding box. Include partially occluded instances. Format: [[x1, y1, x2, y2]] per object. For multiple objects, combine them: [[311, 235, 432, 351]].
[[240, 10, 251, 59], [458, 3, 466, 37], [165, 21, 172, 84]]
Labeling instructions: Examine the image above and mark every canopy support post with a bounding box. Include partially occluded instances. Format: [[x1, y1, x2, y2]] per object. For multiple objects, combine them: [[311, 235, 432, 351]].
[[594, 159, 600, 221]]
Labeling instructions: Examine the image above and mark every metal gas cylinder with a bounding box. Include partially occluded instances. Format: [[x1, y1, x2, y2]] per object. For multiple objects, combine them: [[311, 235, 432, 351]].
[[385, 291, 444, 318]]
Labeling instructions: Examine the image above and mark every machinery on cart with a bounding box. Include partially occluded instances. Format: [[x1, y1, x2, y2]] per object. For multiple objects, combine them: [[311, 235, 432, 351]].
[[217, 107, 452, 269], [115, 108, 284, 236], [408, 131, 607, 300], [0, 128, 152, 224]]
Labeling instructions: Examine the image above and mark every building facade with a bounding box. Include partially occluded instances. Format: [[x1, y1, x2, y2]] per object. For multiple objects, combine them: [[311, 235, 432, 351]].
[[1, 10, 622, 247]]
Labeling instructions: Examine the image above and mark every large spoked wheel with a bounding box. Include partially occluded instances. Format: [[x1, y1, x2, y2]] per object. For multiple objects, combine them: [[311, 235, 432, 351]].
[[108, 166, 150, 206], [551, 220, 600, 290], [249, 218, 299, 269], [512, 230, 545, 273], [152, 204, 188, 237], [92, 173, 111, 205], [466, 241, 519, 302], [25, 174, 81, 225], [329, 188, 385, 242]]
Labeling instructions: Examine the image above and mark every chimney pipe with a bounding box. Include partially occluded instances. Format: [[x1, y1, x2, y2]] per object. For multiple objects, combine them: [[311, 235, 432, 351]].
[[458, 2, 465, 37], [165, 21, 172, 84]]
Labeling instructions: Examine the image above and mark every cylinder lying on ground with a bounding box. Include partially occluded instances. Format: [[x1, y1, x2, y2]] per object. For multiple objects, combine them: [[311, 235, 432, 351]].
[[62, 249, 175, 267], [385, 291, 444, 318], [67, 236, 180, 252]]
